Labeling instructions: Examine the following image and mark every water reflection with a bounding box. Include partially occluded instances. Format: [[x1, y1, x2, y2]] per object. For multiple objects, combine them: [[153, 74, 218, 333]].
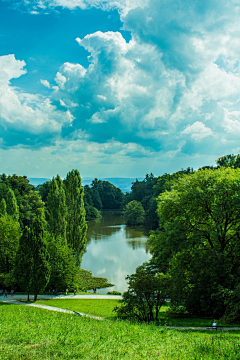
[[82, 211, 151, 294]]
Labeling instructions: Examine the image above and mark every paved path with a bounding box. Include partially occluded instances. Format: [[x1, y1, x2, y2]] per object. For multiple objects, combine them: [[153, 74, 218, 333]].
[[0, 294, 122, 300]]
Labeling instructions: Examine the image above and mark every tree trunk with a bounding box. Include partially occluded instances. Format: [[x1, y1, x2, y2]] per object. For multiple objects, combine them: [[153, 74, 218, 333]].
[[27, 292, 29, 302], [34, 293, 38, 302]]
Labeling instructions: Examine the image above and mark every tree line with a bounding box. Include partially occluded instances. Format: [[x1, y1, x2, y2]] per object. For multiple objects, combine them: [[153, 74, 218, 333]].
[[115, 154, 240, 323], [0, 170, 114, 299]]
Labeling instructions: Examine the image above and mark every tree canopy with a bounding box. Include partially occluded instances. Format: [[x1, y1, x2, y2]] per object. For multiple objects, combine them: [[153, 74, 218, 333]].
[[148, 167, 240, 317]]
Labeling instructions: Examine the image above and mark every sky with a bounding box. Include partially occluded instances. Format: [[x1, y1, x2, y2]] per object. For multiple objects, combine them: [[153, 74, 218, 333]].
[[0, 0, 240, 179]]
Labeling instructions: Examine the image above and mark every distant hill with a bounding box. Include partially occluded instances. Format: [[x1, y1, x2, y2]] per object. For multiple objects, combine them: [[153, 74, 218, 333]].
[[28, 177, 143, 193]]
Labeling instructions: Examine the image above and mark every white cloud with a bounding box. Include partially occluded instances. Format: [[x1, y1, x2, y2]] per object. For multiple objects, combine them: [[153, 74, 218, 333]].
[[0, 55, 73, 135], [181, 122, 213, 141], [40, 79, 51, 88]]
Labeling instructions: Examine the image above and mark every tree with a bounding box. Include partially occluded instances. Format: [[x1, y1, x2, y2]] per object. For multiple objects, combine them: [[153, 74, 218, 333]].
[[47, 235, 78, 291], [64, 170, 87, 265], [46, 176, 67, 240], [15, 218, 51, 301], [0, 198, 7, 216], [78, 269, 114, 291], [114, 262, 170, 322], [6, 188, 19, 221], [0, 214, 21, 276], [124, 200, 145, 225], [14, 226, 32, 300], [148, 167, 240, 316], [30, 218, 51, 301]]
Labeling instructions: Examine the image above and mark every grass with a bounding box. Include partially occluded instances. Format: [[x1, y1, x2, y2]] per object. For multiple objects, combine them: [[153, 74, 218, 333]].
[[0, 302, 240, 359], [36, 299, 119, 319], [36, 300, 240, 327]]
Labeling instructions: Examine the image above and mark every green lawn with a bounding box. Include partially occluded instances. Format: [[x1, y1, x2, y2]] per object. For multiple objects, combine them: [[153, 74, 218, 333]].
[[37, 299, 120, 319], [36, 300, 240, 327], [1, 303, 240, 359]]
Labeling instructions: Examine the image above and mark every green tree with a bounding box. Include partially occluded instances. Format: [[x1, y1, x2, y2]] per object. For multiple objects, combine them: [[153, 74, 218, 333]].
[[0, 198, 7, 216], [124, 200, 145, 225], [6, 187, 19, 221], [47, 235, 78, 291], [0, 214, 21, 276], [114, 262, 170, 322], [149, 167, 240, 316], [64, 170, 87, 265], [46, 176, 67, 240], [14, 226, 32, 300]]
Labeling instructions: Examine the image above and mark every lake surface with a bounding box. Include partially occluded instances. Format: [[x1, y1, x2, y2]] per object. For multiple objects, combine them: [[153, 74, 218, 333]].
[[81, 211, 151, 294]]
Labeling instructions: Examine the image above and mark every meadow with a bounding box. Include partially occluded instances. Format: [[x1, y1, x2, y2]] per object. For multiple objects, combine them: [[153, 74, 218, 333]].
[[36, 299, 240, 327], [1, 302, 240, 359]]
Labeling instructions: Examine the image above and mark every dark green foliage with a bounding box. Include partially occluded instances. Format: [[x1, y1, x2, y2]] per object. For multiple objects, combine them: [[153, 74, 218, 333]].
[[36, 181, 51, 204], [6, 187, 19, 221], [90, 178, 124, 210], [216, 154, 240, 168], [0, 174, 45, 228], [114, 262, 170, 322], [124, 200, 145, 225], [47, 235, 78, 291], [46, 176, 67, 240], [0, 214, 21, 276], [14, 226, 32, 295], [64, 170, 87, 265], [78, 269, 114, 291], [107, 291, 121, 295], [149, 167, 240, 317], [0, 198, 7, 216], [15, 218, 51, 301], [84, 185, 102, 220], [29, 218, 51, 300]]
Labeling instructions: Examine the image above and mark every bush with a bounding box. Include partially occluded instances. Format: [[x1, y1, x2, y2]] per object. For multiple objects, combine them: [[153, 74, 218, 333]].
[[107, 291, 121, 295]]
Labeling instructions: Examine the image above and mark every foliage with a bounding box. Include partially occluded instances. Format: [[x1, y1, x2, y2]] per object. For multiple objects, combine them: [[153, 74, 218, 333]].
[[78, 269, 114, 291], [47, 235, 78, 291], [15, 218, 51, 301], [64, 170, 87, 265], [0, 174, 44, 228], [124, 200, 145, 225], [149, 167, 240, 316], [0, 214, 21, 276], [46, 175, 67, 240], [114, 262, 170, 322], [107, 291, 122, 295], [90, 178, 124, 210]]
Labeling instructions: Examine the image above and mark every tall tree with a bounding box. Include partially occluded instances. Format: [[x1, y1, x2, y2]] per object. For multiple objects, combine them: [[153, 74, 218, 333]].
[[46, 176, 67, 240], [6, 187, 19, 221], [148, 167, 240, 316], [29, 218, 51, 301], [64, 170, 87, 265], [14, 226, 32, 301], [0, 198, 7, 216]]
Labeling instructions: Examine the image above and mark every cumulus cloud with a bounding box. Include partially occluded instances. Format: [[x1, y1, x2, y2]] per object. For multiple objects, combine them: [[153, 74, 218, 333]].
[[0, 55, 73, 144], [3, 0, 240, 172]]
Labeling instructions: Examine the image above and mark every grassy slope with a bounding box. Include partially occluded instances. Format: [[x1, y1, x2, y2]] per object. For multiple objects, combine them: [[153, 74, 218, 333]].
[[36, 300, 240, 327], [1, 303, 240, 359]]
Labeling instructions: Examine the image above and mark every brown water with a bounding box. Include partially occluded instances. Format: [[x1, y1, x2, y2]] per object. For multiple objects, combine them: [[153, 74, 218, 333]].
[[81, 211, 151, 294]]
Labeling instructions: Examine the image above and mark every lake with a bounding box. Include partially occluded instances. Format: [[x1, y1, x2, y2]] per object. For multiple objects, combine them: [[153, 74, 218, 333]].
[[81, 211, 151, 294]]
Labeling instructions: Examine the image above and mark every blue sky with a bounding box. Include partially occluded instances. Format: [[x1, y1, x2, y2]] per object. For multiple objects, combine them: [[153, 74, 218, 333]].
[[1, 0, 240, 178]]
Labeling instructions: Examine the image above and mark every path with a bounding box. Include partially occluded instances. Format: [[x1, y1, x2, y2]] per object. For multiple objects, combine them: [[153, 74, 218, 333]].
[[0, 294, 122, 300]]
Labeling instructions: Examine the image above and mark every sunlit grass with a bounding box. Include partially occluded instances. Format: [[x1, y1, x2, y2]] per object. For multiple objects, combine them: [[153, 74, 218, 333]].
[[0, 303, 240, 359]]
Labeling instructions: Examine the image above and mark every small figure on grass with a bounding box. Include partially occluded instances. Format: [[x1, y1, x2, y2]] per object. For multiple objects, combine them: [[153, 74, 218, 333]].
[[4, 290, 7, 298], [74, 289, 76, 295], [66, 288, 69, 296]]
